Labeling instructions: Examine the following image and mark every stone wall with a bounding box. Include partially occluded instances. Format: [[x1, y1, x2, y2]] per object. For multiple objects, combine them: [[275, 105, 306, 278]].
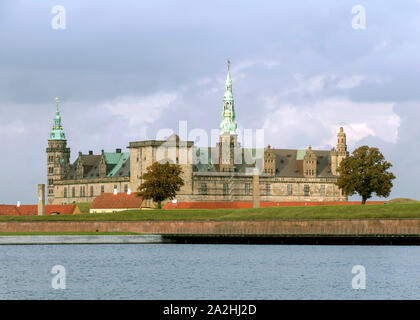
[[128, 141, 194, 199], [190, 174, 346, 202], [52, 178, 130, 204]]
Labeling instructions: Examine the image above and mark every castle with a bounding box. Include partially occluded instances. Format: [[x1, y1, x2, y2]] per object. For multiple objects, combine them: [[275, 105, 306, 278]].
[[46, 62, 348, 205]]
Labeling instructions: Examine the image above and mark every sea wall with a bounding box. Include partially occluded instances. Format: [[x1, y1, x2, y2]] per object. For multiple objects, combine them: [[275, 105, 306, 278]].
[[0, 219, 420, 235]]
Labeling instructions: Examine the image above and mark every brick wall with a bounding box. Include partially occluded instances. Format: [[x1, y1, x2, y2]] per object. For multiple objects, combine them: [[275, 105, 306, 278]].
[[0, 219, 419, 235]]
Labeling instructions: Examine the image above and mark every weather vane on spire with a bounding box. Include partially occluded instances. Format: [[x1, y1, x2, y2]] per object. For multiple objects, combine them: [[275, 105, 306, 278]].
[[227, 59, 230, 71]]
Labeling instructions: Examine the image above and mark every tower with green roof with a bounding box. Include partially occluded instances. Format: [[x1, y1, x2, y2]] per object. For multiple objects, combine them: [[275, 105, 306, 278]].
[[46, 97, 70, 203], [219, 60, 240, 172], [220, 59, 238, 135]]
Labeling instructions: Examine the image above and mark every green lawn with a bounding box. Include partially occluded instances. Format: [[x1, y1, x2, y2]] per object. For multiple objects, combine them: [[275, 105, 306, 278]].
[[76, 202, 91, 213], [0, 232, 141, 236], [1, 203, 420, 221], [387, 198, 420, 204]]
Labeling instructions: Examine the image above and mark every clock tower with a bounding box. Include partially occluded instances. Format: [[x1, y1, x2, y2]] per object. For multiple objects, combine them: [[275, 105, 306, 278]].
[[46, 97, 70, 203]]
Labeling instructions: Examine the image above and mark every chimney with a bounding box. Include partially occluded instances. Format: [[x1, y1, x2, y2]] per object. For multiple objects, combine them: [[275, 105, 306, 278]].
[[37, 184, 45, 216], [116, 148, 121, 153], [113, 188, 118, 195], [127, 188, 131, 195], [89, 150, 93, 155], [17, 201, 20, 207]]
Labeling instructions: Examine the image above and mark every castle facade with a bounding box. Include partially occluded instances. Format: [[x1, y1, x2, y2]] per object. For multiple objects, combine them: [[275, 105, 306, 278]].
[[46, 63, 348, 205]]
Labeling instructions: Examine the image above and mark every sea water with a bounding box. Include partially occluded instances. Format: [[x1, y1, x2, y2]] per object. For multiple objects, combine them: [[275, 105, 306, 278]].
[[0, 244, 419, 299]]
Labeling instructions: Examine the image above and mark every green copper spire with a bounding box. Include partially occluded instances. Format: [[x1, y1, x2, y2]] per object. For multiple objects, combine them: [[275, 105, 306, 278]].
[[220, 59, 237, 135], [49, 97, 66, 140]]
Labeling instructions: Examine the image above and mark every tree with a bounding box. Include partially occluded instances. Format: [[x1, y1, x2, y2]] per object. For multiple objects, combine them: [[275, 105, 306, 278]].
[[137, 162, 184, 209], [336, 146, 396, 205]]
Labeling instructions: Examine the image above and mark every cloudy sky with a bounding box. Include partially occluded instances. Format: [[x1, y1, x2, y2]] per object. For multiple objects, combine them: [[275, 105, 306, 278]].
[[1, 0, 419, 203]]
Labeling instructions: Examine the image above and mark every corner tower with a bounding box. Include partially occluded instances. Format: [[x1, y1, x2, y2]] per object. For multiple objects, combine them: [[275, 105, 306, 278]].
[[330, 126, 348, 175], [219, 60, 239, 172], [46, 97, 70, 203]]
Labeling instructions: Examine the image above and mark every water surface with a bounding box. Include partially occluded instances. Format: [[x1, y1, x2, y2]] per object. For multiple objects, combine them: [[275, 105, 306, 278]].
[[0, 244, 419, 299]]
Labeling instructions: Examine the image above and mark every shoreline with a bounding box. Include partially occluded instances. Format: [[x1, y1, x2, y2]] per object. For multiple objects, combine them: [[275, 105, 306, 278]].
[[1, 234, 420, 245], [0, 234, 164, 245]]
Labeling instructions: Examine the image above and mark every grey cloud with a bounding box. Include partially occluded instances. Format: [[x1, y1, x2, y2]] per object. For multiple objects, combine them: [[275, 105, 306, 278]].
[[1, 0, 420, 203]]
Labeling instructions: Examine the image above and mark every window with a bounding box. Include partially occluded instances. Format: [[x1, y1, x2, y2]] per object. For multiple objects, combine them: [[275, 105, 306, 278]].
[[80, 186, 83, 197], [287, 184, 293, 196], [90, 186, 94, 197], [64, 187, 67, 198], [320, 185, 326, 196], [101, 185, 104, 193], [245, 183, 251, 195], [124, 184, 128, 193], [304, 184, 310, 196], [72, 187, 75, 197], [223, 183, 228, 195], [48, 167, 54, 174], [201, 183, 207, 195], [266, 183, 270, 196], [48, 179, 54, 185]]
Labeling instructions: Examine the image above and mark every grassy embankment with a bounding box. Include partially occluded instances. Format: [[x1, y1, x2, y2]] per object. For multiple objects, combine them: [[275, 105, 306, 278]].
[[76, 202, 91, 214], [0, 232, 141, 236], [387, 198, 420, 204], [1, 201, 420, 222]]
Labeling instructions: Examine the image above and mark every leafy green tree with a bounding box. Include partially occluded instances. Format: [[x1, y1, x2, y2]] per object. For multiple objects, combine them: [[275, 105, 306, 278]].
[[137, 162, 184, 209], [336, 146, 396, 205]]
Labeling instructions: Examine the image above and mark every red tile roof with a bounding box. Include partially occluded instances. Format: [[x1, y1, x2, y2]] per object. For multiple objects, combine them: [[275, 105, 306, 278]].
[[90, 193, 143, 209], [163, 201, 387, 209], [163, 201, 252, 209], [0, 205, 21, 216], [0, 204, 78, 216]]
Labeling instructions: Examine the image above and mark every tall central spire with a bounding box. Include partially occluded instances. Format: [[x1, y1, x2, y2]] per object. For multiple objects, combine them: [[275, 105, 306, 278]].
[[220, 59, 237, 135], [49, 97, 66, 140]]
